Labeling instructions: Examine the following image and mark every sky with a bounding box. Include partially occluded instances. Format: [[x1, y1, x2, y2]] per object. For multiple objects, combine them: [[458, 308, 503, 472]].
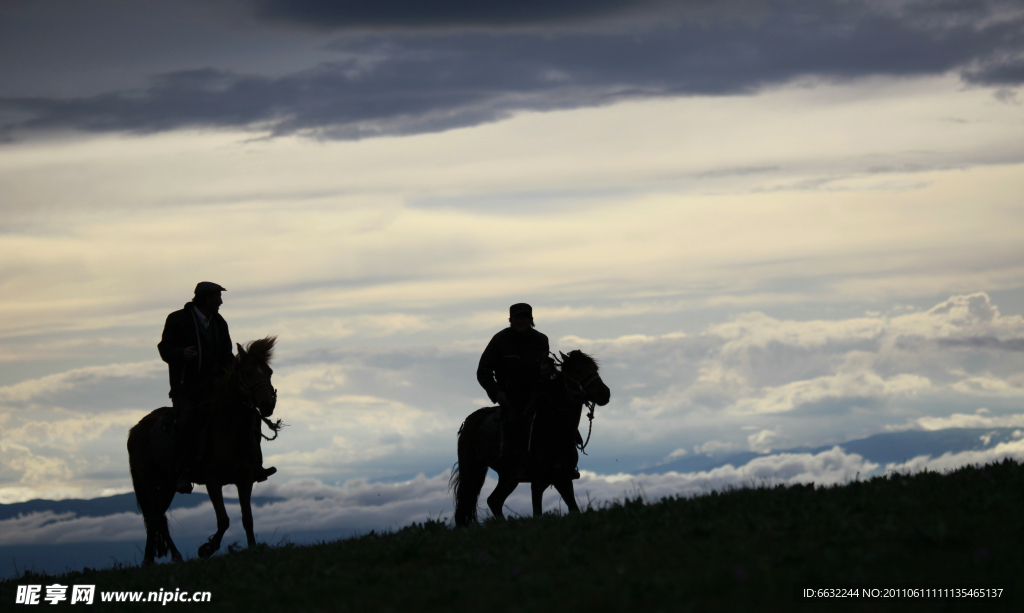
[[2, 0, 1024, 560]]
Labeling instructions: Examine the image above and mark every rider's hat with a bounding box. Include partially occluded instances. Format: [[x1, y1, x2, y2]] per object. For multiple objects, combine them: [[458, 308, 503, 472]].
[[194, 281, 227, 297], [509, 303, 532, 317]]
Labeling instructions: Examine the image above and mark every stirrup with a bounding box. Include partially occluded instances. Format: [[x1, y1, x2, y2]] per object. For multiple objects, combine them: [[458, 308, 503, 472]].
[[254, 466, 277, 483]]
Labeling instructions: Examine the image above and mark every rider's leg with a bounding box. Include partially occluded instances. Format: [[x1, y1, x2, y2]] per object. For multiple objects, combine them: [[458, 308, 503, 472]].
[[500, 404, 531, 479], [171, 396, 199, 494]]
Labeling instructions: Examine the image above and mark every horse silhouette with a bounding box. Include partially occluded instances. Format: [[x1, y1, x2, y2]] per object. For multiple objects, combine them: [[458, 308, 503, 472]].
[[127, 337, 281, 565], [451, 350, 610, 526]]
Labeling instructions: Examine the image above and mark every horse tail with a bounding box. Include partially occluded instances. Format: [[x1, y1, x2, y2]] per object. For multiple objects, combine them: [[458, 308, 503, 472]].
[[452, 410, 491, 527], [128, 415, 170, 559]]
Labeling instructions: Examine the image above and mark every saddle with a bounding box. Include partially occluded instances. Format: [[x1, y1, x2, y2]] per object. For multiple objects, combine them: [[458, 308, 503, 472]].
[[150, 408, 179, 469], [151, 402, 210, 480]]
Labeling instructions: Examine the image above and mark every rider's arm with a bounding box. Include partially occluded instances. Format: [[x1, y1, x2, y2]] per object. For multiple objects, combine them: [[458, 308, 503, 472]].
[[476, 336, 502, 403], [157, 313, 190, 365], [216, 316, 234, 375], [537, 331, 552, 375]]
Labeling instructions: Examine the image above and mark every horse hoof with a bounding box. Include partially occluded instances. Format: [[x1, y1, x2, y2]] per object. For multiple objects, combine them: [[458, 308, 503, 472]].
[[141, 558, 155, 567], [198, 543, 216, 559]]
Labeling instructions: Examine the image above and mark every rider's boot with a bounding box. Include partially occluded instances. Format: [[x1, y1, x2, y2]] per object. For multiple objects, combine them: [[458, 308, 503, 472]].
[[254, 466, 277, 482], [173, 447, 197, 494], [251, 420, 277, 483]]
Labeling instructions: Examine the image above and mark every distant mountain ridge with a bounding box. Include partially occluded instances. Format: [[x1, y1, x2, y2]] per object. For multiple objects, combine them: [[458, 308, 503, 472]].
[[640, 428, 1023, 475], [0, 492, 284, 522]]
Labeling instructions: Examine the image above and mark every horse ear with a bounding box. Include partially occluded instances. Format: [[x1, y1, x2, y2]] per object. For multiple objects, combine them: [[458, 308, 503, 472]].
[[236, 342, 245, 357], [559, 351, 568, 360]]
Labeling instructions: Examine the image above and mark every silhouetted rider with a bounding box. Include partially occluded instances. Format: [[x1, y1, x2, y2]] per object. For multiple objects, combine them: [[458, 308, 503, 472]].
[[158, 282, 274, 493], [477, 303, 552, 474]]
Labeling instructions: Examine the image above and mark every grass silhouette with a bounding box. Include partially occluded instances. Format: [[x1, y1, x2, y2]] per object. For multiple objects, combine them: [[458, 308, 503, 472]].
[[3, 459, 1022, 610]]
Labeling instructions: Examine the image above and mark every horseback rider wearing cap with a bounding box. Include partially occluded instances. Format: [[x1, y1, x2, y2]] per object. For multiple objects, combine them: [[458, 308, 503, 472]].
[[158, 282, 275, 493], [476, 303, 552, 475]]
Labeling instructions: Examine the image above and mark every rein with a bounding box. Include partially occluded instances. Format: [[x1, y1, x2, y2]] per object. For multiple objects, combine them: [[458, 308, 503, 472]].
[[257, 415, 283, 441], [238, 373, 283, 441], [578, 400, 596, 455], [553, 352, 599, 455]]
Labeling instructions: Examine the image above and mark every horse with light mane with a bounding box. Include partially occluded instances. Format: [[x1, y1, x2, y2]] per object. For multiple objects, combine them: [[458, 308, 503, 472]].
[[451, 349, 610, 526], [127, 336, 282, 565]]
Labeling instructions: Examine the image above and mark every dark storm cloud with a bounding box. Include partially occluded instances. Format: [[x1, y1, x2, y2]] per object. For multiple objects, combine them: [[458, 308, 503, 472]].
[[256, 0, 654, 29], [1, 0, 1022, 141]]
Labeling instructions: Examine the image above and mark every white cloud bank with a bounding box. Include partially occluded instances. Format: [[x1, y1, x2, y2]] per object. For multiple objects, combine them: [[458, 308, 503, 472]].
[[3, 292, 1024, 502], [7, 438, 1024, 549]]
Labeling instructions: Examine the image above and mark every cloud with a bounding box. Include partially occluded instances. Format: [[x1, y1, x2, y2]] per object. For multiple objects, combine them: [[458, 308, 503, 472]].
[[694, 440, 738, 455], [899, 408, 1024, 431], [565, 292, 1024, 456], [255, 0, 653, 29], [4, 293, 1024, 502], [733, 355, 932, 414], [666, 447, 688, 460], [3, 1, 1023, 140], [888, 437, 1024, 473], [747, 429, 778, 453], [0, 445, 877, 546], [4, 454, 73, 484], [0, 442, 895, 550], [939, 337, 1024, 351], [0, 412, 146, 452], [0, 361, 164, 412], [0, 511, 142, 546], [5, 429, 1024, 548]]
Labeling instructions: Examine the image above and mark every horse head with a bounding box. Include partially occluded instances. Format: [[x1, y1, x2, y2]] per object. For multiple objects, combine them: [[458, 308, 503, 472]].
[[558, 349, 610, 406], [235, 336, 278, 417]]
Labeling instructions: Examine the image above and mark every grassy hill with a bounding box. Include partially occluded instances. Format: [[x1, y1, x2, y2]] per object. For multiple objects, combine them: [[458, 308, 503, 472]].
[[3, 460, 1023, 611]]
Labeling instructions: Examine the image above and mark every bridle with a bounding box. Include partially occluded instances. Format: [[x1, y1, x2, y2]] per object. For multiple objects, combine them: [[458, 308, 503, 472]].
[[564, 370, 602, 399], [239, 377, 276, 403], [237, 363, 280, 441], [555, 354, 601, 455]]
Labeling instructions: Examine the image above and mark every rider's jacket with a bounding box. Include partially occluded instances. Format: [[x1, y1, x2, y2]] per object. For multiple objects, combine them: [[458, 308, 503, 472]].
[[476, 326, 550, 409], [158, 302, 233, 402]]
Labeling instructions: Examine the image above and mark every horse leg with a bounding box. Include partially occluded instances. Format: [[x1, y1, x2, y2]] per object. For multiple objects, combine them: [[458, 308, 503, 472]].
[[155, 486, 183, 562], [236, 480, 257, 548], [531, 480, 549, 517], [198, 482, 229, 558], [134, 482, 162, 566], [139, 505, 165, 567], [128, 417, 179, 566], [142, 528, 155, 566], [552, 479, 581, 514], [486, 473, 519, 521]]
